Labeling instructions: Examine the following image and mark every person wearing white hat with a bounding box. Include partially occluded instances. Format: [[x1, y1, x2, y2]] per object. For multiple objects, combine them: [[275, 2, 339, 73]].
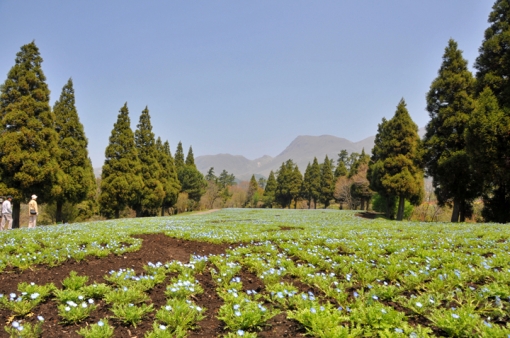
[[28, 195, 38, 228]]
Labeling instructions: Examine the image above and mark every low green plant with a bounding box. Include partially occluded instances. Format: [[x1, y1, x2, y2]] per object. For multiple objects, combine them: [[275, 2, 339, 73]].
[[218, 300, 280, 331], [4, 320, 43, 338], [154, 299, 205, 333], [62, 271, 89, 290], [111, 303, 154, 327], [104, 286, 149, 305], [77, 319, 114, 338], [58, 300, 97, 323]]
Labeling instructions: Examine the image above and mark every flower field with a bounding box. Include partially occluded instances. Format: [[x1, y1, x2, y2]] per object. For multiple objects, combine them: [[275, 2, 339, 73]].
[[0, 209, 509, 337]]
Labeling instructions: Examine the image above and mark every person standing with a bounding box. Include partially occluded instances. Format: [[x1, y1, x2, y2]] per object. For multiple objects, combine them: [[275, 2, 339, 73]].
[[1, 196, 13, 230], [28, 195, 38, 228]]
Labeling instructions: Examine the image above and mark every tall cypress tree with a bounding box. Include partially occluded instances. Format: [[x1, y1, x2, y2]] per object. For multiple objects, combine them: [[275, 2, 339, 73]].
[[174, 142, 185, 171], [133, 107, 165, 216], [308, 158, 322, 208], [423, 39, 478, 222], [178, 146, 206, 205], [370, 99, 424, 220], [320, 155, 335, 208], [290, 164, 303, 209], [473, 0, 510, 222], [466, 88, 510, 222], [246, 174, 259, 207], [275, 161, 291, 208], [0, 42, 60, 228], [156, 138, 180, 216], [99, 103, 144, 218], [53, 78, 96, 222], [263, 171, 277, 208]]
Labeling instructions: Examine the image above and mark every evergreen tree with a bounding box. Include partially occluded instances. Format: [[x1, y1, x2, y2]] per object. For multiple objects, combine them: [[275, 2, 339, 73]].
[[246, 174, 259, 207], [369, 99, 424, 220], [349, 149, 370, 178], [206, 167, 217, 182], [466, 88, 510, 222], [275, 161, 291, 208], [0, 41, 60, 228], [423, 39, 478, 222], [218, 170, 236, 188], [302, 163, 312, 207], [174, 141, 185, 171], [133, 107, 165, 216], [290, 165, 303, 208], [53, 78, 96, 223], [263, 171, 277, 208], [320, 155, 335, 208], [472, 1, 510, 222], [185, 146, 196, 167], [99, 103, 143, 218], [306, 158, 322, 208], [475, 0, 510, 107], [155, 138, 180, 215], [178, 146, 206, 206]]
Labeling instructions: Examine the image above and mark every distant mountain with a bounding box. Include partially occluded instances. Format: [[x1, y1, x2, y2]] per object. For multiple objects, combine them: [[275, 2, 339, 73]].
[[196, 134, 376, 181], [195, 128, 425, 181], [94, 129, 424, 180]]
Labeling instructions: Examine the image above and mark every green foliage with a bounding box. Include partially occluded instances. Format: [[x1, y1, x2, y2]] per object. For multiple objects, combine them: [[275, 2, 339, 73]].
[[303, 158, 321, 208], [369, 99, 424, 220], [111, 303, 154, 327], [61, 271, 88, 290], [372, 193, 413, 220], [218, 170, 236, 188], [154, 299, 205, 334], [246, 175, 259, 207], [5, 320, 43, 338], [0, 41, 60, 228], [53, 78, 96, 223], [99, 103, 144, 218], [320, 155, 334, 208], [262, 171, 277, 207], [423, 39, 478, 222], [466, 87, 510, 222], [275, 160, 301, 208], [185, 146, 195, 167], [134, 107, 165, 216], [174, 142, 185, 171], [77, 319, 114, 338], [156, 139, 180, 215]]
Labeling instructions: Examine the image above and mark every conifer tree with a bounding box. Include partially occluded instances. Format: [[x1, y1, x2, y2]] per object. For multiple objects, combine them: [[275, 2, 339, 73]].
[[0, 41, 60, 228], [178, 146, 206, 205], [263, 171, 277, 208], [335, 150, 349, 179], [155, 138, 180, 216], [174, 141, 185, 171], [53, 78, 96, 222], [370, 99, 424, 220], [275, 162, 291, 208], [305, 158, 322, 208], [246, 174, 259, 207], [99, 103, 144, 218], [302, 163, 312, 207], [466, 88, 510, 222], [290, 165, 303, 208], [472, 1, 510, 222], [133, 107, 165, 216], [320, 155, 335, 208], [423, 39, 478, 222]]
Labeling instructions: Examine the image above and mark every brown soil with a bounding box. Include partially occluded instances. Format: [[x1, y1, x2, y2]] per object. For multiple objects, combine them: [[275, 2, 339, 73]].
[[0, 234, 305, 337]]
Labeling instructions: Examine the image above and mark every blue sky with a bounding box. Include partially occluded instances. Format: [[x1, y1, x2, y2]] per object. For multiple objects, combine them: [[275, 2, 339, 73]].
[[0, 1, 494, 168]]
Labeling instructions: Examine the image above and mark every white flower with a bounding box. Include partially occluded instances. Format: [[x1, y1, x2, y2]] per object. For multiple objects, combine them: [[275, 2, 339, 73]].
[[415, 302, 423, 308], [451, 313, 460, 319], [235, 311, 242, 317], [37, 316, 44, 321], [65, 306, 71, 311], [12, 321, 19, 328], [237, 330, 245, 336], [159, 324, 166, 330], [97, 320, 105, 327]]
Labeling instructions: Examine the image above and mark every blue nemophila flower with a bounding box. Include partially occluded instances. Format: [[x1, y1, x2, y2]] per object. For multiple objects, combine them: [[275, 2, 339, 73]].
[[65, 306, 71, 311], [415, 302, 423, 308], [451, 313, 460, 319], [372, 295, 378, 300], [37, 316, 44, 321], [337, 306, 343, 311], [97, 320, 104, 327], [483, 320, 492, 328], [233, 304, 240, 310], [353, 291, 359, 298], [12, 321, 19, 328], [88, 298, 94, 304], [395, 328, 403, 333], [237, 330, 245, 336], [165, 305, 172, 311], [159, 324, 166, 330], [10, 293, 16, 299], [235, 311, 241, 317]]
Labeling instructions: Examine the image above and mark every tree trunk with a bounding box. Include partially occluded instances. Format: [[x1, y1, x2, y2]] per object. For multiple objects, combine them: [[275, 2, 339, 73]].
[[115, 209, 120, 219], [360, 199, 365, 211], [12, 201, 21, 229], [385, 196, 392, 219], [396, 196, 405, 221], [451, 199, 460, 222], [459, 200, 466, 222], [161, 205, 165, 217], [56, 201, 63, 223]]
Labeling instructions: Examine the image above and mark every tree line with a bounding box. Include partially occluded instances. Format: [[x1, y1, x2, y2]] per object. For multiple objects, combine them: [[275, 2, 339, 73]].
[[2, 0, 510, 224]]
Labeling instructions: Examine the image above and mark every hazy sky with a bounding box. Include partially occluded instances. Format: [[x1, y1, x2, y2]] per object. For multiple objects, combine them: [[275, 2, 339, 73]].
[[0, 1, 494, 168]]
